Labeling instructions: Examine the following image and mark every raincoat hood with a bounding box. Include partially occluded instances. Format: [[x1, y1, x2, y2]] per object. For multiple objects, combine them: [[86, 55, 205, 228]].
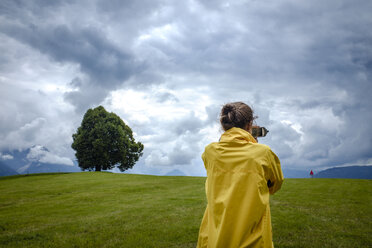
[[220, 127, 257, 144]]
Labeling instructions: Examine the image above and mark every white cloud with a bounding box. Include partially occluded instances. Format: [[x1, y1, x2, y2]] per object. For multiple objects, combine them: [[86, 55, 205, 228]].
[[0, 152, 13, 160], [26, 145, 74, 166], [0, 118, 47, 150]]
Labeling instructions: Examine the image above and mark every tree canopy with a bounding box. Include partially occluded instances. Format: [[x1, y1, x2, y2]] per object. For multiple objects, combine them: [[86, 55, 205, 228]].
[[71, 106, 144, 172]]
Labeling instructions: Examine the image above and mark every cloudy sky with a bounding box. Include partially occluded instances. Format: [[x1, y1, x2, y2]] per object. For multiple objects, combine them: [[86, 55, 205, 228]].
[[0, 0, 371, 176]]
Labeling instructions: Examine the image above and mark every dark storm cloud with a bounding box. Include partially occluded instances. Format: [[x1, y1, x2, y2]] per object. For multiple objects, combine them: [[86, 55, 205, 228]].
[[96, 0, 163, 19], [0, 1, 145, 112], [1, 0, 371, 175], [0, 0, 68, 17], [64, 83, 109, 114], [134, 0, 372, 98], [184, 1, 372, 170], [2, 23, 141, 90]]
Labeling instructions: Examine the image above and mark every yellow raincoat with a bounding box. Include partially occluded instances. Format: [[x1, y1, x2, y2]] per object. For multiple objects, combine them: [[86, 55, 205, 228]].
[[197, 127, 284, 248]]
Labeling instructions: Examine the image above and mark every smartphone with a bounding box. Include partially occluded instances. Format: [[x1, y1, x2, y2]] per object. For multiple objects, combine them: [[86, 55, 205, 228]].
[[252, 126, 269, 138]]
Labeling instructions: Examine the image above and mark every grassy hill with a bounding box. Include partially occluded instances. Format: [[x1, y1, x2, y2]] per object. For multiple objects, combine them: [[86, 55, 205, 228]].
[[0, 173, 371, 248]]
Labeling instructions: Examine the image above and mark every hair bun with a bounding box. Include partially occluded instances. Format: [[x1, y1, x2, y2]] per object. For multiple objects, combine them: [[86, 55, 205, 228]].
[[221, 104, 235, 115], [220, 114, 231, 123]]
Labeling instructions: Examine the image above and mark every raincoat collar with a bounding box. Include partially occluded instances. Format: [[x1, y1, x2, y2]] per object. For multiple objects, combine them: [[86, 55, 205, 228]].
[[220, 127, 257, 144]]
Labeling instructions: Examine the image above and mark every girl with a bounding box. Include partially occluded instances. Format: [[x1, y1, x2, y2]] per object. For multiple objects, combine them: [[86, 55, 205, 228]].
[[197, 102, 284, 248]]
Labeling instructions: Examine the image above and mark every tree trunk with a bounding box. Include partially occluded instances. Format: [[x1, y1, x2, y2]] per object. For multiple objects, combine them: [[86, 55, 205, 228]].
[[95, 165, 101, 171]]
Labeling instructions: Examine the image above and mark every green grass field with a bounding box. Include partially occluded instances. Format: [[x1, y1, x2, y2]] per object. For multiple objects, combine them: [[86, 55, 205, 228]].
[[0, 172, 371, 248]]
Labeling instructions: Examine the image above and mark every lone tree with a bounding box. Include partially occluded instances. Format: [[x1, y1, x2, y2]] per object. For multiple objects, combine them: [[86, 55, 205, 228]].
[[72, 106, 144, 172]]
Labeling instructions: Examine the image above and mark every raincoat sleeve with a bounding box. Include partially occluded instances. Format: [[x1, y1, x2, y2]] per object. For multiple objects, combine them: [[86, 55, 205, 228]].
[[267, 149, 284, 195]]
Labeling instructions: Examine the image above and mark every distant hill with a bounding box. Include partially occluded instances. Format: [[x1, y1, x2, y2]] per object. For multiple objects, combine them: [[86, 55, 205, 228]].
[[0, 161, 18, 176], [315, 166, 372, 179], [15, 161, 81, 174], [165, 169, 186, 176]]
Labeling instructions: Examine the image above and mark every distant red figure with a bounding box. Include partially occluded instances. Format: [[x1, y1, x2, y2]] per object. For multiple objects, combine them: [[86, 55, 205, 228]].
[[310, 170, 314, 177]]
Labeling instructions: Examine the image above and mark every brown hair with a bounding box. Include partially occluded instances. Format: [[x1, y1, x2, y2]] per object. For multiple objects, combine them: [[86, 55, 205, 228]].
[[220, 102, 255, 131]]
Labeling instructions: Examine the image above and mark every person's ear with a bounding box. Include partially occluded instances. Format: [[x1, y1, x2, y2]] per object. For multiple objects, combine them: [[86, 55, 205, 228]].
[[245, 121, 253, 133]]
